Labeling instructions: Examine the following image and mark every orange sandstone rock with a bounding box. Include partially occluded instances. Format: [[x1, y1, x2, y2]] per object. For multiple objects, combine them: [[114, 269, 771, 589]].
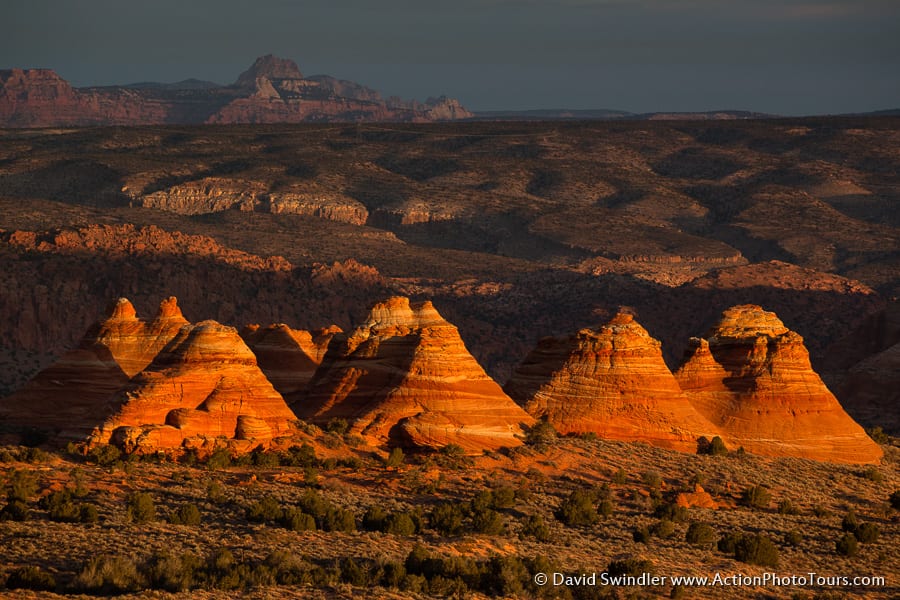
[[505, 312, 721, 452], [92, 320, 297, 453], [0, 297, 187, 440], [241, 323, 341, 396], [675, 305, 883, 464], [293, 297, 533, 453]]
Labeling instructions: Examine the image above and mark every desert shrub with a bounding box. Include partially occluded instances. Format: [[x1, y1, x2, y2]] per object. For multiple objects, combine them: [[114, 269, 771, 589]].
[[298, 490, 331, 519], [323, 507, 356, 532], [126, 492, 156, 523], [811, 504, 831, 518], [0, 500, 30, 521], [430, 502, 465, 536], [484, 555, 529, 597], [841, 509, 859, 532], [612, 468, 628, 484], [854, 522, 879, 544], [73, 555, 145, 594], [734, 534, 779, 567], [524, 418, 557, 446], [80, 504, 99, 523], [380, 560, 407, 588], [386, 447, 405, 468], [282, 443, 318, 467], [384, 512, 418, 536], [836, 533, 858, 557], [251, 449, 280, 468], [654, 501, 689, 523], [777, 499, 799, 515], [717, 531, 743, 554], [651, 519, 676, 539], [246, 496, 282, 523], [206, 480, 227, 504], [339, 556, 371, 586], [263, 550, 312, 585], [491, 486, 517, 509], [607, 557, 654, 578], [633, 525, 651, 543], [890, 490, 900, 511], [642, 471, 662, 489], [867, 426, 889, 444], [145, 552, 201, 592], [321, 434, 343, 450], [685, 522, 717, 545], [861, 467, 883, 482], [784, 530, 803, 547], [739, 485, 771, 509], [472, 508, 505, 535], [556, 489, 599, 527], [598, 498, 615, 518], [521, 514, 552, 542], [280, 507, 316, 532], [363, 505, 388, 531], [325, 418, 349, 435], [169, 503, 201, 526], [697, 436, 728, 456], [5, 565, 56, 591], [5, 469, 37, 502], [87, 444, 122, 466], [206, 449, 232, 471]]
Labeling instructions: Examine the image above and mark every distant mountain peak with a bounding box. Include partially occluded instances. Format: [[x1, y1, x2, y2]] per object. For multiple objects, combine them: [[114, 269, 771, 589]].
[[235, 54, 303, 86]]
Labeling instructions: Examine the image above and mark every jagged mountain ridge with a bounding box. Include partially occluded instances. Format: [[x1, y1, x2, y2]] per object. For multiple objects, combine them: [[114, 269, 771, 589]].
[[0, 54, 472, 127]]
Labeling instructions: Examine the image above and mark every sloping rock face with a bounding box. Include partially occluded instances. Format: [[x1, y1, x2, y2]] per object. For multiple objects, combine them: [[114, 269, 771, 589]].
[[92, 320, 297, 453], [837, 342, 900, 436], [504, 313, 720, 452], [241, 324, 341, 396], [0, 297, 187, 440], [0, 56, 472, 127], [293, 297, 533, 453], [675, 305, 883, 464]]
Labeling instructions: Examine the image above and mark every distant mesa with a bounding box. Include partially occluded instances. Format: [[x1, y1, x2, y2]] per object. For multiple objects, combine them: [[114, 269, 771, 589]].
[[504, 312, 721, 452], [674, 305, 883, 464], [293, 296, 535, 454], [0, 54, 473, 127]]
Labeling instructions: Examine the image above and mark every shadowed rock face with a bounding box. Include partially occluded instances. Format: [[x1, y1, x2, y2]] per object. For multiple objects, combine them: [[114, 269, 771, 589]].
[[675, 305, 883, 464], [505, 313, 721, 452], [241, 323, 342, 396], [92, 320, 297, 453], [293, 296, 534, 453], [0, 297, 187, 440]]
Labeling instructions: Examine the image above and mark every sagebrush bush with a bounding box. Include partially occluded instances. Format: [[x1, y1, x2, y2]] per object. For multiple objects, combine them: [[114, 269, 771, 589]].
[[784, 530, 803, 547], [651, 519, 676, 539], [5, 565, 56, 591], [854, 522, 879, 544], [685, 522, 717, 545], [556, 489, 599, 527], [169, 503, 201, 526], [126, 492, 156, 524], [739, 485, 771, 509], [73, 555, 146, 594], [521, 514, 551, 541], [734, 534, 779, 567], [246, 496, 282, 523], [836, 533, 858, 557], [430, 502, 465, 536]]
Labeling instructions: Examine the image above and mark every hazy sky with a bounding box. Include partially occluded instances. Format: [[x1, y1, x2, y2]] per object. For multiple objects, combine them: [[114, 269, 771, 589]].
[[4, 0, 899, 114]]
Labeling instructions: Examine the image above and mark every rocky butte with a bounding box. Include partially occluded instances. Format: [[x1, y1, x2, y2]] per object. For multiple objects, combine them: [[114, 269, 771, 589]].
[[91, 320, 298, 454], [0, 55, 473, 127], [0, 297, 188, 440], [504, 312, 722, 452], [240, 323, 342, 396], [674, 305, 883, 464], [293, 297, 534, 453]]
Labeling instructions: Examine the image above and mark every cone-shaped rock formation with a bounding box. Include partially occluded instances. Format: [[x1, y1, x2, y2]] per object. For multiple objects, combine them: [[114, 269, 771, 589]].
[[92, 320, 297, 453], [0, 297, 188, 440], [241, 324, 341, 396], [674, 305, 883, 464], [505, 313, 721, 451], [293, 297, 533, 453]]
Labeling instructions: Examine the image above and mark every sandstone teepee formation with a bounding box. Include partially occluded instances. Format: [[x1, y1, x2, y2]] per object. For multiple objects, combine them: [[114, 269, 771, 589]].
[[91, 320, 298, 453], [505, 313, 721, 452], [674, 305, 883, 464], [240, 323, 342, 396], [293, 297, 534, 453], [0, 297, 188, 440]]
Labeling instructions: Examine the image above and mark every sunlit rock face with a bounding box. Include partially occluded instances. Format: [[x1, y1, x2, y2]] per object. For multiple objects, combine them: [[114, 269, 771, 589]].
[[505, 312, 721, 452], [294, 296, 533, 454], [675, 305, 883, 464]]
